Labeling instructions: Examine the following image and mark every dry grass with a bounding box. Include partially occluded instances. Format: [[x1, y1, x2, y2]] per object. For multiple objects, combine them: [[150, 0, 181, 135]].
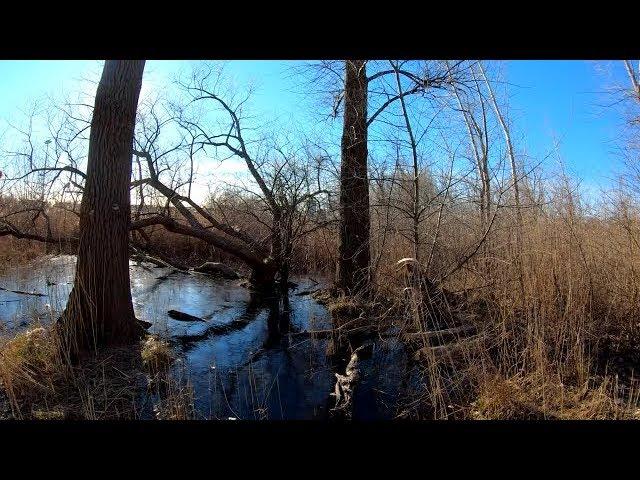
[[0, 321, 191, 420], [0, 325, 146, 419], [140, 337, 196, 420], [5, 179, 640, 420], [0, 325, 63, 413], [384, 192, 640, 419], [470, 373, 640, 420], [152, 378, 196, 420], [0, 238, 48, 273], [141, 335, 175, 375], [327, 297, 366, 320]]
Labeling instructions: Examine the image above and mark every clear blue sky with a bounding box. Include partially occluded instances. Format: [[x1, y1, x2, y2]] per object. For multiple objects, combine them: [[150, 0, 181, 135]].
[[503, 60, 629, 189], [0, 60, 632, 191]]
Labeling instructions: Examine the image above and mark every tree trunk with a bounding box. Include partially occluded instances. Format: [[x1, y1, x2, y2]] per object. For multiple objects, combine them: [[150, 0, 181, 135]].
[[478, 61, 525, 303], [478, 62, 521, 226], [271, 209, 285, 293], [272, 209, 293, 297], [249, 264, 278, 292], [58, 60, 146, 356], [337, 60, 371, 294], [623, 60, 640, 102], [392, 61, 421, 261]]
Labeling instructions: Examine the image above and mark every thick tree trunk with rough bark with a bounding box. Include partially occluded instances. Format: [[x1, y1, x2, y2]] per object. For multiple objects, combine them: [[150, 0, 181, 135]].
[[337, 60, 371, 294], [58, 60, 146, 355]]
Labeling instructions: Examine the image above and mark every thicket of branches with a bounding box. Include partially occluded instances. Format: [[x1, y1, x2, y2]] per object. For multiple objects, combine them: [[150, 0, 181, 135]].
[[0, 61, 533, 281], [3, 60, 640, 418]]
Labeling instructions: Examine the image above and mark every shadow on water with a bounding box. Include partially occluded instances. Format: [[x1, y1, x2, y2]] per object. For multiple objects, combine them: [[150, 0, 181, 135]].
[[0, 255, 421, 420]]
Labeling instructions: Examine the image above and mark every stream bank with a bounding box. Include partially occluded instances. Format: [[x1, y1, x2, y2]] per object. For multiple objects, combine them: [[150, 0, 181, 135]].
[[0, 255, 419, 420]]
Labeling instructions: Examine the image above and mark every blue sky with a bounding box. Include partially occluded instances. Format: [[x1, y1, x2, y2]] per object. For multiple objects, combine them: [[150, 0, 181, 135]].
[[0, 60, 633, 193], [504, 60, 630, 187]]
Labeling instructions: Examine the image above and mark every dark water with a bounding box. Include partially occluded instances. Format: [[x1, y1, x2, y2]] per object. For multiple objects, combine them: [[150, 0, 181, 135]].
[[0, 255, 414, 420]]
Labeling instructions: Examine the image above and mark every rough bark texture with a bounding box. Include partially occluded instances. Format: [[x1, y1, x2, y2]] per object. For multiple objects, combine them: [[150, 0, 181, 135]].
[[59, 60, 146, 355], [337, 60, 371, 294]]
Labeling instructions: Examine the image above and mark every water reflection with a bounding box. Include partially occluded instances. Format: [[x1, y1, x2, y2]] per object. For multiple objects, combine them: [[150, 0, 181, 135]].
[[0, 255, 414, 419]]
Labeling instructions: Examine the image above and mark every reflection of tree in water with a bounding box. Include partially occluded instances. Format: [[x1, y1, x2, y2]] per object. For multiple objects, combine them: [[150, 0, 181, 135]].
[[175, 289, 301, 347], [205, 291, 333, 420], [263, 293, 293, 348], [260, 293, 339, 419]]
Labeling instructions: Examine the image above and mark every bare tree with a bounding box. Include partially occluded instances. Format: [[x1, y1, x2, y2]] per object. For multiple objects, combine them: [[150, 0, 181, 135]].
[[477, 61, 526, 303], [478, 61, 522, 228], [449, 63, 491, 230], [1, 64, 333, 297], [309, 59, 474, 294], [391, 61, 422, 260], [624, 60, 640, 102], [172, 66, 332, 291]]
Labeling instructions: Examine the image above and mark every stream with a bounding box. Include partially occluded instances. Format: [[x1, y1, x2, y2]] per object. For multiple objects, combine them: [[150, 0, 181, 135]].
[[0, 255, 416, 420]]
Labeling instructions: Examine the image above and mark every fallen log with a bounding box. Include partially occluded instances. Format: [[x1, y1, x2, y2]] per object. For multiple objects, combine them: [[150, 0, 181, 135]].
[[0, 286, 47, 297], [413, 333, 487, 362], [290, 329, 334, 339], [294, 289, 320, 297], [155, 269, 190, 281], [167, 310, 206, 322], [193, 262, 240, 279], [289, 324, 378, 341], [131, 239, 189, 272], [131, 253, 171, 269]]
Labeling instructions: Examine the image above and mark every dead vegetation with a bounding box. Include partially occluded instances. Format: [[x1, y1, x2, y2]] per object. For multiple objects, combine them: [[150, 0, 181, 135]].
[[2, 59, 640, 420], [141, 336, 175, 375], [470, 373, 640, 420], [0, 326, 144, 419], [0, 320, 194, 420], [6, 185, 640, 420], [299, 182, 640, 420], [378, 197, 640, 419]]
